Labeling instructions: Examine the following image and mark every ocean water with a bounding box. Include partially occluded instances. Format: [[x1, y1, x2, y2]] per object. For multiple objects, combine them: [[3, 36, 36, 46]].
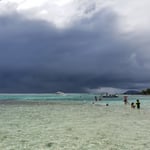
[[0, 94, 150, 150], [0, 93, 150, 106], [0, 93, 94, 101]]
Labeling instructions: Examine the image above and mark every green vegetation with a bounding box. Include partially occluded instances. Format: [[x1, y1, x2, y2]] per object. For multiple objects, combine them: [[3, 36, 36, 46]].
[[141, 88, 150, 95]]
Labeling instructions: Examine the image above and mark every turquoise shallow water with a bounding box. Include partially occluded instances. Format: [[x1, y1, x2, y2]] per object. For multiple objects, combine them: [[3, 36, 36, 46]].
[[0, 93, 150, 106], [0, 93, 94, 102]]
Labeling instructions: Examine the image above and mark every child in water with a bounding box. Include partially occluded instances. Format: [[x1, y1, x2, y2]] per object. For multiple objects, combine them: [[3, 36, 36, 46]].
[[131, 102, 135, 108], [136, 99, 140, 109]]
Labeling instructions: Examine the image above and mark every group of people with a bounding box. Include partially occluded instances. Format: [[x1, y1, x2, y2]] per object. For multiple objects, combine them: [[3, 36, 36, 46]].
[[131, 99, 140, 109], [94, 96, 102, 101], [93, 95, 141, 109], [124, 96, 140, 109]]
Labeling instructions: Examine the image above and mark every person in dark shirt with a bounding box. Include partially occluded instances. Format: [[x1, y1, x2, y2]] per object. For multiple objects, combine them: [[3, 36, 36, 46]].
[[136, 99, 140, 109]]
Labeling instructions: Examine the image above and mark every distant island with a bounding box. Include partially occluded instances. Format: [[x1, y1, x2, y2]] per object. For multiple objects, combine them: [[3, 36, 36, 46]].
[[123, 90, 141, 95], [124, 88, 150, 95]]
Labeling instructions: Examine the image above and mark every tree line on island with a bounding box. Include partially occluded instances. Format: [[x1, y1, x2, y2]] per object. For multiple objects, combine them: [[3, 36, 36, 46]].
[[141, 88, 150, 95]]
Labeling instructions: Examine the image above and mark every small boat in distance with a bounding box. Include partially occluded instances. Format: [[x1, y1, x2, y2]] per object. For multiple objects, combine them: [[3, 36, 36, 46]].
[[55, 91, 65, 95], [102, 93, 118, 98], [102, 95, 118, 98]]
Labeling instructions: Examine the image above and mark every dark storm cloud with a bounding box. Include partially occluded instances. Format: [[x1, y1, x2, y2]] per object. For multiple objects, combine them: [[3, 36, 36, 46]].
[[0, 9, 150, 93]]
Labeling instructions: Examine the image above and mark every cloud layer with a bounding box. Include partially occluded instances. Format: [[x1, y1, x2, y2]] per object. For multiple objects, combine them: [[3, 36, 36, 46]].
[[0, 0, 150, 93]]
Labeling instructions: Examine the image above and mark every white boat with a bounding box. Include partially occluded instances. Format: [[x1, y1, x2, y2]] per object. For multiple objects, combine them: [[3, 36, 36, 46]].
[[102, 95, 118, 98], [55, 91, 65, 95], [102, 93, 118, 98]]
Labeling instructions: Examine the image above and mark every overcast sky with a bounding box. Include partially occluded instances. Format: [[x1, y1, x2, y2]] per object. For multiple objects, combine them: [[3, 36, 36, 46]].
[[0, 0, 150, 93]]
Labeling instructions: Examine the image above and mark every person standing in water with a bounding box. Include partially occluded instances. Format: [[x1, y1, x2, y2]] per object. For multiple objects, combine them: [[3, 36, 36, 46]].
[[123, 96, 129, 105], [94, 96, 98, 102], [136, 99, 140, 109]]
